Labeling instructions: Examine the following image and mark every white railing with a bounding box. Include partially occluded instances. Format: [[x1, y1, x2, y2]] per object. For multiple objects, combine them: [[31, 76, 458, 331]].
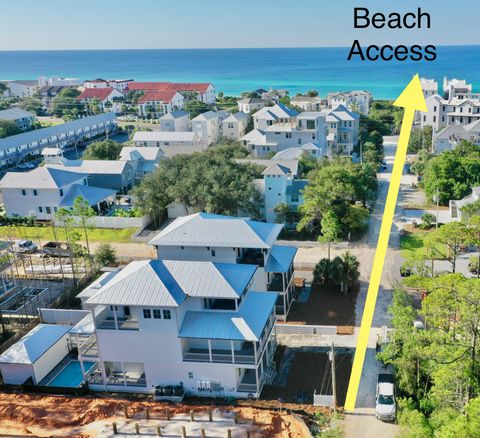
[[275, 323, 337, 335]]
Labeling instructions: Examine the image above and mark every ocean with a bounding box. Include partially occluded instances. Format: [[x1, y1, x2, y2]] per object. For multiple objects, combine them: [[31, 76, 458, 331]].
[[0, 46, 479, 99]]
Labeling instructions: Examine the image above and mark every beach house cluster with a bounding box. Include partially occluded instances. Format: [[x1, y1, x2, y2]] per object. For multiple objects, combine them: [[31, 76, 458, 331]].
[[419, 77, 480, 152], [0, 213, 298, 399]]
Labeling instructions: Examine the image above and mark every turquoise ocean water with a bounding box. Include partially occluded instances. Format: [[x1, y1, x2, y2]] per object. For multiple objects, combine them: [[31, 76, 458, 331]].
[[0, 46, 479, 99]]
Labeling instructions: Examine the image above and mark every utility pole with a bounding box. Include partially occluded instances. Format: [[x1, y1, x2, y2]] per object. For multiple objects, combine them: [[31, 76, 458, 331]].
[[359, 141, 363, 164], [330, 341, 337, 412], [435, 186, 440, 231]]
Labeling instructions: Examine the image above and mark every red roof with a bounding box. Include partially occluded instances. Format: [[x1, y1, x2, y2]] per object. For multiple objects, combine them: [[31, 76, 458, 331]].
[[77, 88, 115, 101], [138, 90, 179, 104], [128, 82, 212, 94]]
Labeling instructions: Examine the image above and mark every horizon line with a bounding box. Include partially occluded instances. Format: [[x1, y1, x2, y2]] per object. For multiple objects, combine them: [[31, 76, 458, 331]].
[[1, 43, 480, 52]]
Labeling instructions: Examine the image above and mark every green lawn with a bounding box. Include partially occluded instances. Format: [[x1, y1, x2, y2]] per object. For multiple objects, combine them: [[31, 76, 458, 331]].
[[0, 226, 136, 243], [400, 230, 445, 260]]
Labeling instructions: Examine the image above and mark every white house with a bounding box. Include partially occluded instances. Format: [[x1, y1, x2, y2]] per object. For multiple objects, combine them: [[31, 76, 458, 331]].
[[433, 120, 480, 153], [253, 103, 298, 131], [138, 91, 185, 119], [221, 112, 249, 140], [83, 79, 134, 92], [159, 110, 190, 132], [271, 143, 324, 160], [0, 167, 115, 220], [119, 146, 163, 178], [76, 259, 278, 397], [237, 97, 268, 114], [192, 111, 221, 145], [5, 80, 39, 98], [443, 77, 475, 100], [290, 95, 324, 111], [325, 104, 360, 156], [327, 90, 371, 115], [132, 131, 205, 156], [420, 78, 438, 98], [38, 76, 81, 88], [0, 108, 35, 131], [449, 187, 480, 221], [77, 88, 124, 113], [148, 212, 297, 320], [0, 324, 71, 385]]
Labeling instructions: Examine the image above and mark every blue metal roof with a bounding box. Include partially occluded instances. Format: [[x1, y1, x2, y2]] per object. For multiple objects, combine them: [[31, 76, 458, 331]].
[[59, 184, 116, 207], [178, 291, 278, 341], [214, 263, 257, 297], [265, 245, 297, 273]]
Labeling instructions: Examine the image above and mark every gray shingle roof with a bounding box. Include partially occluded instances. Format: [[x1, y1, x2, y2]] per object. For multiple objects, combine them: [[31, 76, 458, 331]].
[[0, 108, 35, 121]]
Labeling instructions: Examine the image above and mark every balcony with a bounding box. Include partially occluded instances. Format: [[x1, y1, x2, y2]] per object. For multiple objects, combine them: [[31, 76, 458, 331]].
[[183, 342, 256, 365], [238, 249, 264, 267], [96, 316, 139, 331], [237, 369, 258, 393]]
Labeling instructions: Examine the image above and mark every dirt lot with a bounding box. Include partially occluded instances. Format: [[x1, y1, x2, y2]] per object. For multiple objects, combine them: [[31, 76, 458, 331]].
[[286, 285, 358, 326], [0, 393, 312, 437], [263, 350, 352, 407]]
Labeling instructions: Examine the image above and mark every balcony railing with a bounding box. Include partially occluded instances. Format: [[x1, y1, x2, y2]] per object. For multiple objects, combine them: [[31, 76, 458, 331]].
[[96, 317, 139, 331], [183, 350, 256, 365]]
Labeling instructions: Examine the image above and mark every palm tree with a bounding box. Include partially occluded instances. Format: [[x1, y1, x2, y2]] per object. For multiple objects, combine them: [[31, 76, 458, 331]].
[[313, 258, 333, 286], [332, 251, 360, 294]]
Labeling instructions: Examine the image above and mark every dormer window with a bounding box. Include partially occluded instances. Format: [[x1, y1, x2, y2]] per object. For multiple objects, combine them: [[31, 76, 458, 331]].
[[59, 188, 63, 197]]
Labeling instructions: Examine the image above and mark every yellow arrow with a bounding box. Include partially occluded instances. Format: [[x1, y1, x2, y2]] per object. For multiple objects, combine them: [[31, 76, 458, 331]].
[[344, 74, 427, 411]]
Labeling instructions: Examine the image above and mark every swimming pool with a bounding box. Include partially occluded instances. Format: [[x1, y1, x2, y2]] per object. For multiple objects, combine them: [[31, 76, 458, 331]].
[[47, 360, 96, 387]]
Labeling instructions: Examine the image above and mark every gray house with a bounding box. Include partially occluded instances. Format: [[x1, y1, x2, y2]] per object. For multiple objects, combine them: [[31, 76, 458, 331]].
[[46, 160, 135, 194], [0, 108, 35, 131]]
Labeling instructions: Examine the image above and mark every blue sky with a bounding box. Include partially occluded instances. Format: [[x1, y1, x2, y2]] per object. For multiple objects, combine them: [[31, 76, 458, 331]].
[[1, 0, 479, 50]]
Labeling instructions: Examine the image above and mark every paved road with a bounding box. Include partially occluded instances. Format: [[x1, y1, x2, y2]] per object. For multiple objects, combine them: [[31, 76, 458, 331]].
[[343, 137, 402, 438]]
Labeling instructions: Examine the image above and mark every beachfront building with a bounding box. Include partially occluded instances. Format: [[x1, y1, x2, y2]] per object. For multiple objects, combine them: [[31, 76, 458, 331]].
[[420, 78, 438, 98], [421, 95, 480, 132], [0, 166, 115, 220], [192, 111, 221, 145], [443, 77, 477, 100], [45, 159, 135, 194], [5, 80, 39, 98], [0, 113, 117, 169], [290, 95, 324, 111], [237, 97, 268, 114], [132, 131, 205, 157], [119, 146, 163, 179], [159, 110, 190, 132], [127, 82, 216, 104], [253, 103, 298, 131], [325, 104, 360, 156], [221, 112, 249, 140], [0, 108, 35, 131], [449, 187, 480, 221], [327, 90, 371, 115], [148, 212, 297, 320], [138, 91, 185, 119], [77, 88, 124, 113], [83, 79, 134, 93], [38, 76, 81, 88]]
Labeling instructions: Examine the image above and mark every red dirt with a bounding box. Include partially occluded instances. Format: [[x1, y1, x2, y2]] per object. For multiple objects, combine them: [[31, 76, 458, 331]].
[[0, 393, 311, 437]]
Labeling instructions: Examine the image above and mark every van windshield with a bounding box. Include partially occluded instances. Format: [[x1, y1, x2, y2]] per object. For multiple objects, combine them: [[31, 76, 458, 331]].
[[378, 394, 394, 405]]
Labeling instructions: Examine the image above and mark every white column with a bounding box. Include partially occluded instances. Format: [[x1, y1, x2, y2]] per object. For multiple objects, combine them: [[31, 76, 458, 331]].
[[255, 366, 259, 395], [253, 342, 258, 365], [208, 339, 212, 362], [231, 340, 235, 364], [121, 362, 127, 386], [79, 357, 86, 379], [113, 306, 118, 330]]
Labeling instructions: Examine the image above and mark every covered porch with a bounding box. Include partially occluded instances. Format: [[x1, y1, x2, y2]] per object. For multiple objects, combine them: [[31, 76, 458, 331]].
[[89, 361, 147, 388]]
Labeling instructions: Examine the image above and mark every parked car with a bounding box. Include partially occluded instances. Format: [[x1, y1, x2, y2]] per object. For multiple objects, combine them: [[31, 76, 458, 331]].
[[42, 241, 73, 258], [376, 374, 396, 422], [11, 240, 38, 253]]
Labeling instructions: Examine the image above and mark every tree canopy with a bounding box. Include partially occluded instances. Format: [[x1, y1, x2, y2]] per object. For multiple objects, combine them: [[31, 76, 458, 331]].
[[421, 142, 480, 205], [82, 139, 123, 160], [0, 120, 21, 138], [133, 143, 260, 225]]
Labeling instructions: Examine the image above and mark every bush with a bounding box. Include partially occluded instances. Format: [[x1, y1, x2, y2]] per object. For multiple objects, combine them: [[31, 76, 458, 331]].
[[469, 256, 479, 275], [419, 213, 436, 230], [94, 243, 117, 267]]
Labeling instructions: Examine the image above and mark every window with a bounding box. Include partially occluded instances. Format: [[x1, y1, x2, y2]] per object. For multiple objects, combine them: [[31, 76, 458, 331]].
[[38, 206, 43, 213], [163, 310, 171, 319], [153, 309, 162, 319], [188, 372, 193, 379], [285, 133, 291, 139], [306, 120, 315, 129], [21, 189, 26, 196], [211, 250, 216, 257], [33, 189, 38, 196], [124, 306, 130, 316], [46, 207, 51, 214], [143, 309, 151, 319], [59, 188, 63, 196]]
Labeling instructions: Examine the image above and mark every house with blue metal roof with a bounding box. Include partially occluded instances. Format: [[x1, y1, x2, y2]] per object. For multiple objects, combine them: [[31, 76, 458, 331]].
[[0, 166, 116, 220], [148, 212, 297, 320], [64, 259, 278, 398]]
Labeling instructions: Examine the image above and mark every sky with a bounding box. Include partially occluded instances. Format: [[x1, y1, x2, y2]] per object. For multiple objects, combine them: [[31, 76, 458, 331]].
[[1, 0, 479, 50]]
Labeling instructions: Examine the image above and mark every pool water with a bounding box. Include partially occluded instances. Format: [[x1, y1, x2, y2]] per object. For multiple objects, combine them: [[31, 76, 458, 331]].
[[47, 360, 96, 387]]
